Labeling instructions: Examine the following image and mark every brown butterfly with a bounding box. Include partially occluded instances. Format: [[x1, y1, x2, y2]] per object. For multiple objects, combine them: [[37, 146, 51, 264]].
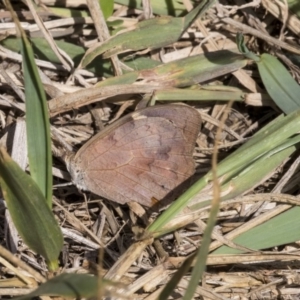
[[66, 105, 201, 207]]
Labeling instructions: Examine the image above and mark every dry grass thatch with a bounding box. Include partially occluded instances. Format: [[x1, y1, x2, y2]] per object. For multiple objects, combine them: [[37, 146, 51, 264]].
[[1, 0, 300, 299]]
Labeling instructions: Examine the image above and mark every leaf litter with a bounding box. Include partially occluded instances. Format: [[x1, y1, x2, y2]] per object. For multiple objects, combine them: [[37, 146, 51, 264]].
[[0, 0, 300, 299]]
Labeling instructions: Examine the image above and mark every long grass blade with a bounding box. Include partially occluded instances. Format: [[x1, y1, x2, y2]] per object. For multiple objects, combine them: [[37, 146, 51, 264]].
[[0, 148, 63, 270], [6, 3, 53, 206]]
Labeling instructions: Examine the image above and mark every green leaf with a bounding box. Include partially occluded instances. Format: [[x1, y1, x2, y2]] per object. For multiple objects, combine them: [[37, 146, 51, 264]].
[[159, 202, 220, 300], [80, 0, 216, 67], [80, 16, 183, 67], [214, 206, 300, 254], [14, 274, 97, 300], [189, 138, 299, 211], [159, 254, 196, 299], [48, 50, 247, 117], [148, 109, 300, 234], [257, 53, 300, 114], [0, 148, 63, 270], [1, 37, 161, 77], [100, 0, 114, 19], [236, 34, 300, 114], [19, 28, 52, 206], [95, 50, 248, 88], [183, 0, 217, 29], [183, 205, 219, 300], [13, 273, 125, 300], [151, 86, 245, 104], [236, 33, 259, 61], [151, 117, 300, 254]]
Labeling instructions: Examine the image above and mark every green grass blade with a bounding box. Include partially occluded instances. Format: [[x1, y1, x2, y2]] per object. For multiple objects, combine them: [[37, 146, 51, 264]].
[[214, 206, 300, 254], [13, 274, 98, 300], [158, 142, 300, 296], [80, 16, 184, 66], [12, 273, 123, 300], [148, 110, 300, 234], [183, 205, 219, 300], [94, 50, 247, 88], [148, 176, 208, 233], [154, 145, 297, 236], [100, 0, 114, 19], [237, 34, 300, 114], [18, 28, 52, 206], [141, 50, 247, 87], [189, 140, 299, 212], [1, 37, 161, 77], [151, 86, 245, 104], [257, 53, 300, 114], [159, 254, 196, 299], [183, 0, 217, 29], [80, 1, 217, 67], [0, 148, 63, 270], [210, 109, 300, 183]]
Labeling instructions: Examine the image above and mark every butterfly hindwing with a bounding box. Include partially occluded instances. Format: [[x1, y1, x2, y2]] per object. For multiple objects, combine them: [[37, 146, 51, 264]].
[[68, 105, 201, 206]]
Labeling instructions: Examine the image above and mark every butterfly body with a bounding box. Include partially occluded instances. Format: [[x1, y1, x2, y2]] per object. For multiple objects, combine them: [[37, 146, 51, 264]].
[[66, 105, 201, 207]]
